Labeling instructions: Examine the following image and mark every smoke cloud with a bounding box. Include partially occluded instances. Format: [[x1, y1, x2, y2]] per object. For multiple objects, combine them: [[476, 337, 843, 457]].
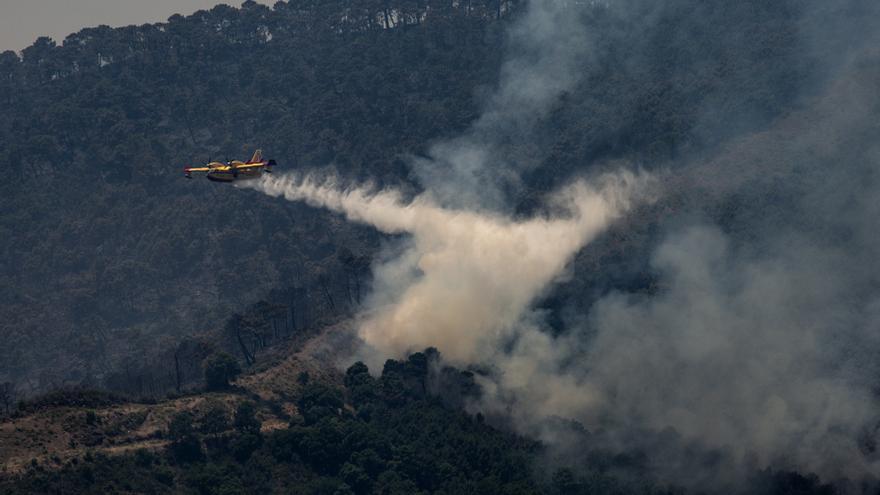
[[564, 45, 880, 480], [412, 0, 594, 209], [253, 170, 653, 366], [249, 0, 880, 488]]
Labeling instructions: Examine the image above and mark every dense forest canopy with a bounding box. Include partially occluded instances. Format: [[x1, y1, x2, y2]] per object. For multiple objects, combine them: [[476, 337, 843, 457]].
[[0, 0, 508, 394], [2, 0, 880, 492], [0, 0, 815, 396], [0, 350, 845, 494]]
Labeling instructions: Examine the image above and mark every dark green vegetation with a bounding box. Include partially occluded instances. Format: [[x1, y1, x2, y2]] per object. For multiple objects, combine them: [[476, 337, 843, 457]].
[[203, 352, 242, 391], [0, 353, 541, 494], [2, 0, 876, 493], [0, 0, 817, 398], [0, 351, 834, 495]]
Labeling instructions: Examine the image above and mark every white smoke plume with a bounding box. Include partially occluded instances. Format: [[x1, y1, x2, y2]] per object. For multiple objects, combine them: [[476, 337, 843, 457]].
[[253, 170, 653, 365], [580, 226, 880, 480], [566, 49, 880, 481], [252, 0, 629, 374], [413, 0, 595, 209], [249, 0, 880, 487]]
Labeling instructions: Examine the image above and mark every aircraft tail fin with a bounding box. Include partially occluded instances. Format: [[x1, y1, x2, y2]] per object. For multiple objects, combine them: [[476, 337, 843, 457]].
[[249, 149, 263, 163]]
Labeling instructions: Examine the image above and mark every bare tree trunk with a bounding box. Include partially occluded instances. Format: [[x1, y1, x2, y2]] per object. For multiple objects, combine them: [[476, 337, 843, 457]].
[[289, 298, 297, 333], [236, 328, 255, 365], [231, 317, 255, 365], [0, 382, 15, 415], [174, 349, 182, 394], [321, 280, 336, 312]]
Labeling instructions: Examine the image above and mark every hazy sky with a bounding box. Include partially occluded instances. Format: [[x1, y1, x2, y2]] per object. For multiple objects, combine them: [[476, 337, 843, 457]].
[[0, 0, 272, 53]]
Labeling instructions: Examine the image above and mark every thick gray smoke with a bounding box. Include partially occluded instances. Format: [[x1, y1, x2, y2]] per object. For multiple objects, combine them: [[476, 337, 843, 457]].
[[251, 0, 880, 486], [413, 0, 593, 209], [566, 47, 880, 479]]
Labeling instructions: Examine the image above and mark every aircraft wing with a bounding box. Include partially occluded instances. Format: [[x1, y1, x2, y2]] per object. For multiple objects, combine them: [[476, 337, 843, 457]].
[[184, 166, 211, 178]]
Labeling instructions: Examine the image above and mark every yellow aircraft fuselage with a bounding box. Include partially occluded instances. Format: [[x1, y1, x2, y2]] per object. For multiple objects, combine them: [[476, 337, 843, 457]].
[[204, 161, 264, 182], [184, 150, 276, 182]]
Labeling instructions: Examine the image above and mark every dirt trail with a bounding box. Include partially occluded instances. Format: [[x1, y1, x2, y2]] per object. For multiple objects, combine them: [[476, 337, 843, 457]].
[[0, 320, 356, 474]]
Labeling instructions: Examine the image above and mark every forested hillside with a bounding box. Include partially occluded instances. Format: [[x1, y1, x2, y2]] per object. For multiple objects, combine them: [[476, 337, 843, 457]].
[[0, 0, 817, 399], [0, 348, 837, 495], [0, 0, 505, 396], [3, 0, 880, 492]]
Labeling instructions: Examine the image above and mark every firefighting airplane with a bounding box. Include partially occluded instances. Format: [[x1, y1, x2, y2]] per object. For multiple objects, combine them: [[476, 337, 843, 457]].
[[184, 150, 276, 182]]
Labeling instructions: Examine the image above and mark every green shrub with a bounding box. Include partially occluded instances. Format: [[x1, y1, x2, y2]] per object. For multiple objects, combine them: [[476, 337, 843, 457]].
[[203, 353, 242, 391]]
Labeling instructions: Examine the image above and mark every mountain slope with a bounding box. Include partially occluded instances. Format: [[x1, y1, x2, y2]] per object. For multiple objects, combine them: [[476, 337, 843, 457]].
[[0, 0, 814, 398]]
